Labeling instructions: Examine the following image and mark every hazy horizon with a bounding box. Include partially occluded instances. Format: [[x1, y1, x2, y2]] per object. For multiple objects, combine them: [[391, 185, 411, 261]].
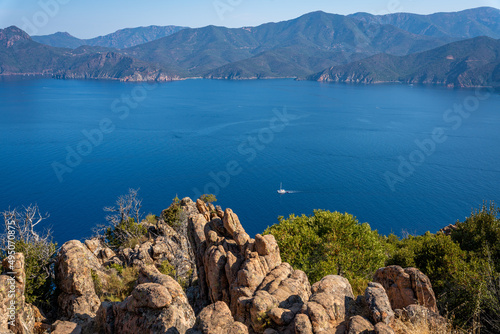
[[1, 0, 500, 39]]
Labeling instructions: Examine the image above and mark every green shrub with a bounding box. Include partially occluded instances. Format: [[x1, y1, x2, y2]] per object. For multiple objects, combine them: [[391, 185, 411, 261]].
[[385, 227, 494, 331], [91, 269, 103, 296], [102, 189, 148, 249], [99, 266, 139, 302], [451, 202, 500, 271], [161, 196, 182, 229], [13, 239, 58, 306], [264, 210, 386, 295], [104, 217, 148, 249], [200, 194, 217, 204], [145, 214, 158, 225], [0, 205, 57, 310], [106, 263, 124, 275], [158, 260, 176, 277]]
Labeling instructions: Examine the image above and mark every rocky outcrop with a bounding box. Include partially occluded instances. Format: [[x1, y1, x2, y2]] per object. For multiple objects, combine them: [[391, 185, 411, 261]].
[[374, 322, 395, 334], [55, 240, 101, 331], [373, 266, 437, 313], [301, 275, 354, 333], [189, 301, 248, 334], [364, 282, 394, 325], [51, 320, 82, 334], [0, 254, 35, 334], [399, 304, 446, 329], [439, 224, 457, 236], [96, 265, 195, 334], [188, 206, 316, 332], [347, 315, 374, 334], [1, 198, 448, 334]]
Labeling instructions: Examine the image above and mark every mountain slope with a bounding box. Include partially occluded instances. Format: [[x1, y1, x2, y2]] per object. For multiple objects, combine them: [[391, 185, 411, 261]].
[[32, 25, 187, 49], [204, 11, 451, 79], [350, 7, 500, 39], [31, 32, 85, 49], [310, 36, 500, 88], [0, 26, 176, 81], [127, 11, 450, 78]]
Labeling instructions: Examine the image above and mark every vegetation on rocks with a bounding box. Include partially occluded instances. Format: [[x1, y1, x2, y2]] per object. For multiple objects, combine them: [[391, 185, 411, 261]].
[[161, 196, 183, 229], [0, 205, 57, 309], [200, 194, 217, 204], [1, 195, 499, 333], [100, 188, 148, 249], [264, 210, 386, 295], [266, 203, 500, 333]]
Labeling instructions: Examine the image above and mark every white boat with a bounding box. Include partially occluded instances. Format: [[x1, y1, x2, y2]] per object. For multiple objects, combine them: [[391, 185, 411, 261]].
[[277, 183, 287, 194]]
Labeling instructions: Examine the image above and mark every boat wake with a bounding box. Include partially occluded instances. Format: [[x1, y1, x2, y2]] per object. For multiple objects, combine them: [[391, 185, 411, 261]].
[[277, 183, 300, 194]]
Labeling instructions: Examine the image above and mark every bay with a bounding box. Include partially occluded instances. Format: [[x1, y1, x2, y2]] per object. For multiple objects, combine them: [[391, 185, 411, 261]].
[[0, 78, 499, 242]]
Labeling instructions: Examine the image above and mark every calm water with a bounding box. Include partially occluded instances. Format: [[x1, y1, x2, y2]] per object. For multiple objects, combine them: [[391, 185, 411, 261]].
[[1, 78, 499, 243]]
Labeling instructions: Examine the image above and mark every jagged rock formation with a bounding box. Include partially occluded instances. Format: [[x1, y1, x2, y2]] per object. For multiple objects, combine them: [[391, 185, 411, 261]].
[[373, 266, 437, 313], [188, 301, 248, 334], [96, 265, 195, 333], [55, 240, 102, 331], [0, 254, 35, 334], [1, 198, 445, 333], [364, 282, 394, 325]]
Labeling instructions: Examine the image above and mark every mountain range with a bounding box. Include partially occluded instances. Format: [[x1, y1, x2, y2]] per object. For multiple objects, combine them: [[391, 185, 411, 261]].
[[0, 27, 174, 81], [310, 36, 500, 88], [31, 25, 187, 49], [349, 7, 500, 39], [1, 7, 500, 88]]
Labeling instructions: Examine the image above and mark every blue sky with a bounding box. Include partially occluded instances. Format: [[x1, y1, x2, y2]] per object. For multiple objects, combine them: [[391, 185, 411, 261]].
[[1, 0, 499, 38]]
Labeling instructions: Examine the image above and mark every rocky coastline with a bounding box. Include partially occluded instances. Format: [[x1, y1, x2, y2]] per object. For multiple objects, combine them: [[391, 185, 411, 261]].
[[0, 198, 447, 334]]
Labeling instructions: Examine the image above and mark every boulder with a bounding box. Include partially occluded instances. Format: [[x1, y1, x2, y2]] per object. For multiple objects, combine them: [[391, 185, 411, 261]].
[[364, 282, 394, 325], [374, 322, 395, 334], [51, 320, 82, 334], [302, 275, 355, 333], [293, 314, 313, 334], [96, 266, 195, 334], [347, 316, 374, 334], [189, 301, 248, 334], [0, 253, 35, 334], [55, 240, 101, 326], [128, 283, 172, 309], [373, 266, 437, 313], [84, 238, 118, 266], [402, 304, 447, 329], [249, 291, 279, 332]]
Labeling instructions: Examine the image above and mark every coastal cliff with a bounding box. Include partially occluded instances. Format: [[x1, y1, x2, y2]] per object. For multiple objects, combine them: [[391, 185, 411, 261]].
[[0, 198, 447, 334]]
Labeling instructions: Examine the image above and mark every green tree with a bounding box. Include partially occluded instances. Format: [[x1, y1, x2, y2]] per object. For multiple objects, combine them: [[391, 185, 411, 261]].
[[451, 202, 500, 271], [200, 194, 217, 204], [264, 210, 386, 294], [385, 230, 491, 331]]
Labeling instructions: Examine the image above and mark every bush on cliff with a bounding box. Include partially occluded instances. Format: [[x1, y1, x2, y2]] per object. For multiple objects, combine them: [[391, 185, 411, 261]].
[[0, 205, 57, 309], [200, 194, 217, 204], [264, 210, 386, 295], [161, 196, 183, 229], [92, 265, 139, 302], [385, 202, 500, 333], [450, 202, 500, 271], [99, 189, 148, 249]]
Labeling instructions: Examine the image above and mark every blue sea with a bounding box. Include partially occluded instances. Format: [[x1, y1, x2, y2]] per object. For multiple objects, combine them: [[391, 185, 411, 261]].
[[1, 78, 499, 243]]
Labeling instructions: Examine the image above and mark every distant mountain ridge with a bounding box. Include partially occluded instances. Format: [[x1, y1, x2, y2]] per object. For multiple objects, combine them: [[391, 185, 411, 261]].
[[309, 36, 500, 88], [349, 7, 500, 39], [32, 25, 187, 49], [2, 7, 500, 87], [0, 26, 175, 81], [125, 11, 451, 78]]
